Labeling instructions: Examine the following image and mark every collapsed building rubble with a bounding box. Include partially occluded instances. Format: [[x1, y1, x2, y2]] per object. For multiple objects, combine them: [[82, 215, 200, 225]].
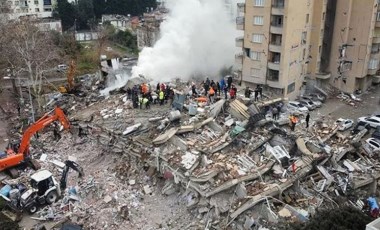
[[1, 77, 380, 229]]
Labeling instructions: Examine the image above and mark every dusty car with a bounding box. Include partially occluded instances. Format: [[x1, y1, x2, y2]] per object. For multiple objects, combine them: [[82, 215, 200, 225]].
[[336, 118, 354, 131]]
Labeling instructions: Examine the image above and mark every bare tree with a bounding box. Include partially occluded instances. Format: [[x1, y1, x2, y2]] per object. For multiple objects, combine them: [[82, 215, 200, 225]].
[[2, 18, 60, 108]]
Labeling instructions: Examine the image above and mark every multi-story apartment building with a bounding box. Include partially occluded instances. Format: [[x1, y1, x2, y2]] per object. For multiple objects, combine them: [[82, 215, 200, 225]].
[[7, 0, 55, 20], [237, 0, 313, 98], [325, 0, 380, 93], [238, 0, 380, 98]]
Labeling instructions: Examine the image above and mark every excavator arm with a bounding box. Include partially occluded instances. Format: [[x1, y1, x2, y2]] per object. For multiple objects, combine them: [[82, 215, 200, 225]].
[[0, 107, 70, 173]]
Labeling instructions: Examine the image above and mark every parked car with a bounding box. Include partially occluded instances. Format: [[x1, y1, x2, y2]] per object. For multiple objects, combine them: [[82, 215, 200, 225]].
[[301, 96, 322, 108], [336, 118, 354, 131], [365, 138, 380, 152], [352, 121, 371, 135], [357, 116, 380, 128], [299, 100, 316, 110], [372, 126, 380, 140], [309, 93, 326, 102], [287, 101, 309, 113]]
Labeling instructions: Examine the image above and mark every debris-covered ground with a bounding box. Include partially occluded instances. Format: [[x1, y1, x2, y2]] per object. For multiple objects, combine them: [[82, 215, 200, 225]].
[[1, 73, 380, 229]]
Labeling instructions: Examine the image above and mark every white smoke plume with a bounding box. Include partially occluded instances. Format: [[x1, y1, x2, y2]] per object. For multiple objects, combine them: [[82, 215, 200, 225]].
[[131, 0, 237, 82]]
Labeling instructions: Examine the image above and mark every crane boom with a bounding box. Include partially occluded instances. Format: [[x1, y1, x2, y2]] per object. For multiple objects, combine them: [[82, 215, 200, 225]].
[[0, 107, 70, 173]]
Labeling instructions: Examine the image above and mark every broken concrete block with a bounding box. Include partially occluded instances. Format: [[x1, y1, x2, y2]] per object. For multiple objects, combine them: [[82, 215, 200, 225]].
[[243, 216, 255, 229], [122, 123, 141, 135], [40, 154, 47, 162], [129, 180, 136, 185], [278, 208, 291, 217], [235, 183, 247, 198], [143, 185, 153, 194], [198, 207, 209, 214], [103, 195, 113, 204], [50, 160, 65, 168], [168, 110, 181, 121]]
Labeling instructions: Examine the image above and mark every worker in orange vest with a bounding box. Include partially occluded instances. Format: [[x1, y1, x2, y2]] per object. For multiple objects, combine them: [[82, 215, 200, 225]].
[[209, 87, 215, 104], [290, 115, 298, 131]]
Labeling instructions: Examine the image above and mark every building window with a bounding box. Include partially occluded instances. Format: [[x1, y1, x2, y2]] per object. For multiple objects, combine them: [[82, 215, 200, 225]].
[[369, 59, 379, 69], [377, 12, 380, 22], [250, 68, 261, 77], [254, 0, 264, 7], [287, 82, 295, 94], [306, 14, 309, 24], [44, 7, 51, 11], [252, 34, 264, 43], [322, 12, 326, 20], [35, 7, 39, 12], [251, 51, 261, 60], [14, 1, 19, 5], [319, 45, 322, 54], [43, 0, 51, 5], [253, 16, 264, 25], [34, 0, 38, 4], [301, 31, 307, 45], [267, 69, 279, 81], [372, 44, 380, 54]]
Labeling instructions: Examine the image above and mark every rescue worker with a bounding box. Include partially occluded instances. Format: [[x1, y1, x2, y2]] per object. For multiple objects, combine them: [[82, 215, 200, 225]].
[[216, 81, 221, 96], [159, 90, 165, 105], [223, 85, 228, 99], [142, 97, 150, 109], [245, 86, 251, 99], [191, 83, 197, 96], [306, 113, 310, 128], [209, 86, 215, 104], [290, 115, 298, 131]]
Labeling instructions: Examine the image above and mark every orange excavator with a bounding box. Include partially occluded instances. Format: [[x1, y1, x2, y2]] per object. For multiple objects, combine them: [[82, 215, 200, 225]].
[[0, 107, 70, 178]]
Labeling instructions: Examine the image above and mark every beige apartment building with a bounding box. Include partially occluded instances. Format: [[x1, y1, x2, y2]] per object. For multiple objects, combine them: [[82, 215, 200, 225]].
[[237, 0, 380, 98], [325, 0, 380, 93]]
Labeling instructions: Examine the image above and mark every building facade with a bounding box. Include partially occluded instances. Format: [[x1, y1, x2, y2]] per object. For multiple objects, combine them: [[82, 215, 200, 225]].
[[7, 0, 55, 20], [324, 0, 380, 93], [238, 0, 380, 98], [237, 0, 313, 98]]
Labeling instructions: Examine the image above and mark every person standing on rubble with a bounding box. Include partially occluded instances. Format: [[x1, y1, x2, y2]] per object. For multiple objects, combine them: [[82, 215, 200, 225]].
[[223, 85, 228, 99], [126, 87, 132, 100], [306, 112, 310, 128], [227, 76, 233, 90], [245, 86, 251, 99], [156, 83, 160, 92], [272, 107, 278, 120], [230, 84, 237, 99], [191, 83, 197, 97], [258, 85, 263, 99], [216, 81, 220, 96], [53, 123, 61, 141], [254, 88, 259, 101], [290, 115, 298, 131], [204, 80, 210, 96], [209, 86, 215, 104], [159, 90, 164, 105]]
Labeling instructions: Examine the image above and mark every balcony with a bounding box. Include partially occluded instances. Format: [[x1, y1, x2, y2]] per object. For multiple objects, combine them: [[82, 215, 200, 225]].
[[236, 16, 244, 30], [315, 72, 331, 79], [368, 68, 377, 75], [270, 25, 283, 34], [272, 0, 285, 8], [237, 3, 245, 13], [235, 37, 243, 47], [269, 43, 282, 53], [268, 61, 280, 71], [376, 21, 380, 28], [373, 37, 380, 44], [235, 53, 243, 65]]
